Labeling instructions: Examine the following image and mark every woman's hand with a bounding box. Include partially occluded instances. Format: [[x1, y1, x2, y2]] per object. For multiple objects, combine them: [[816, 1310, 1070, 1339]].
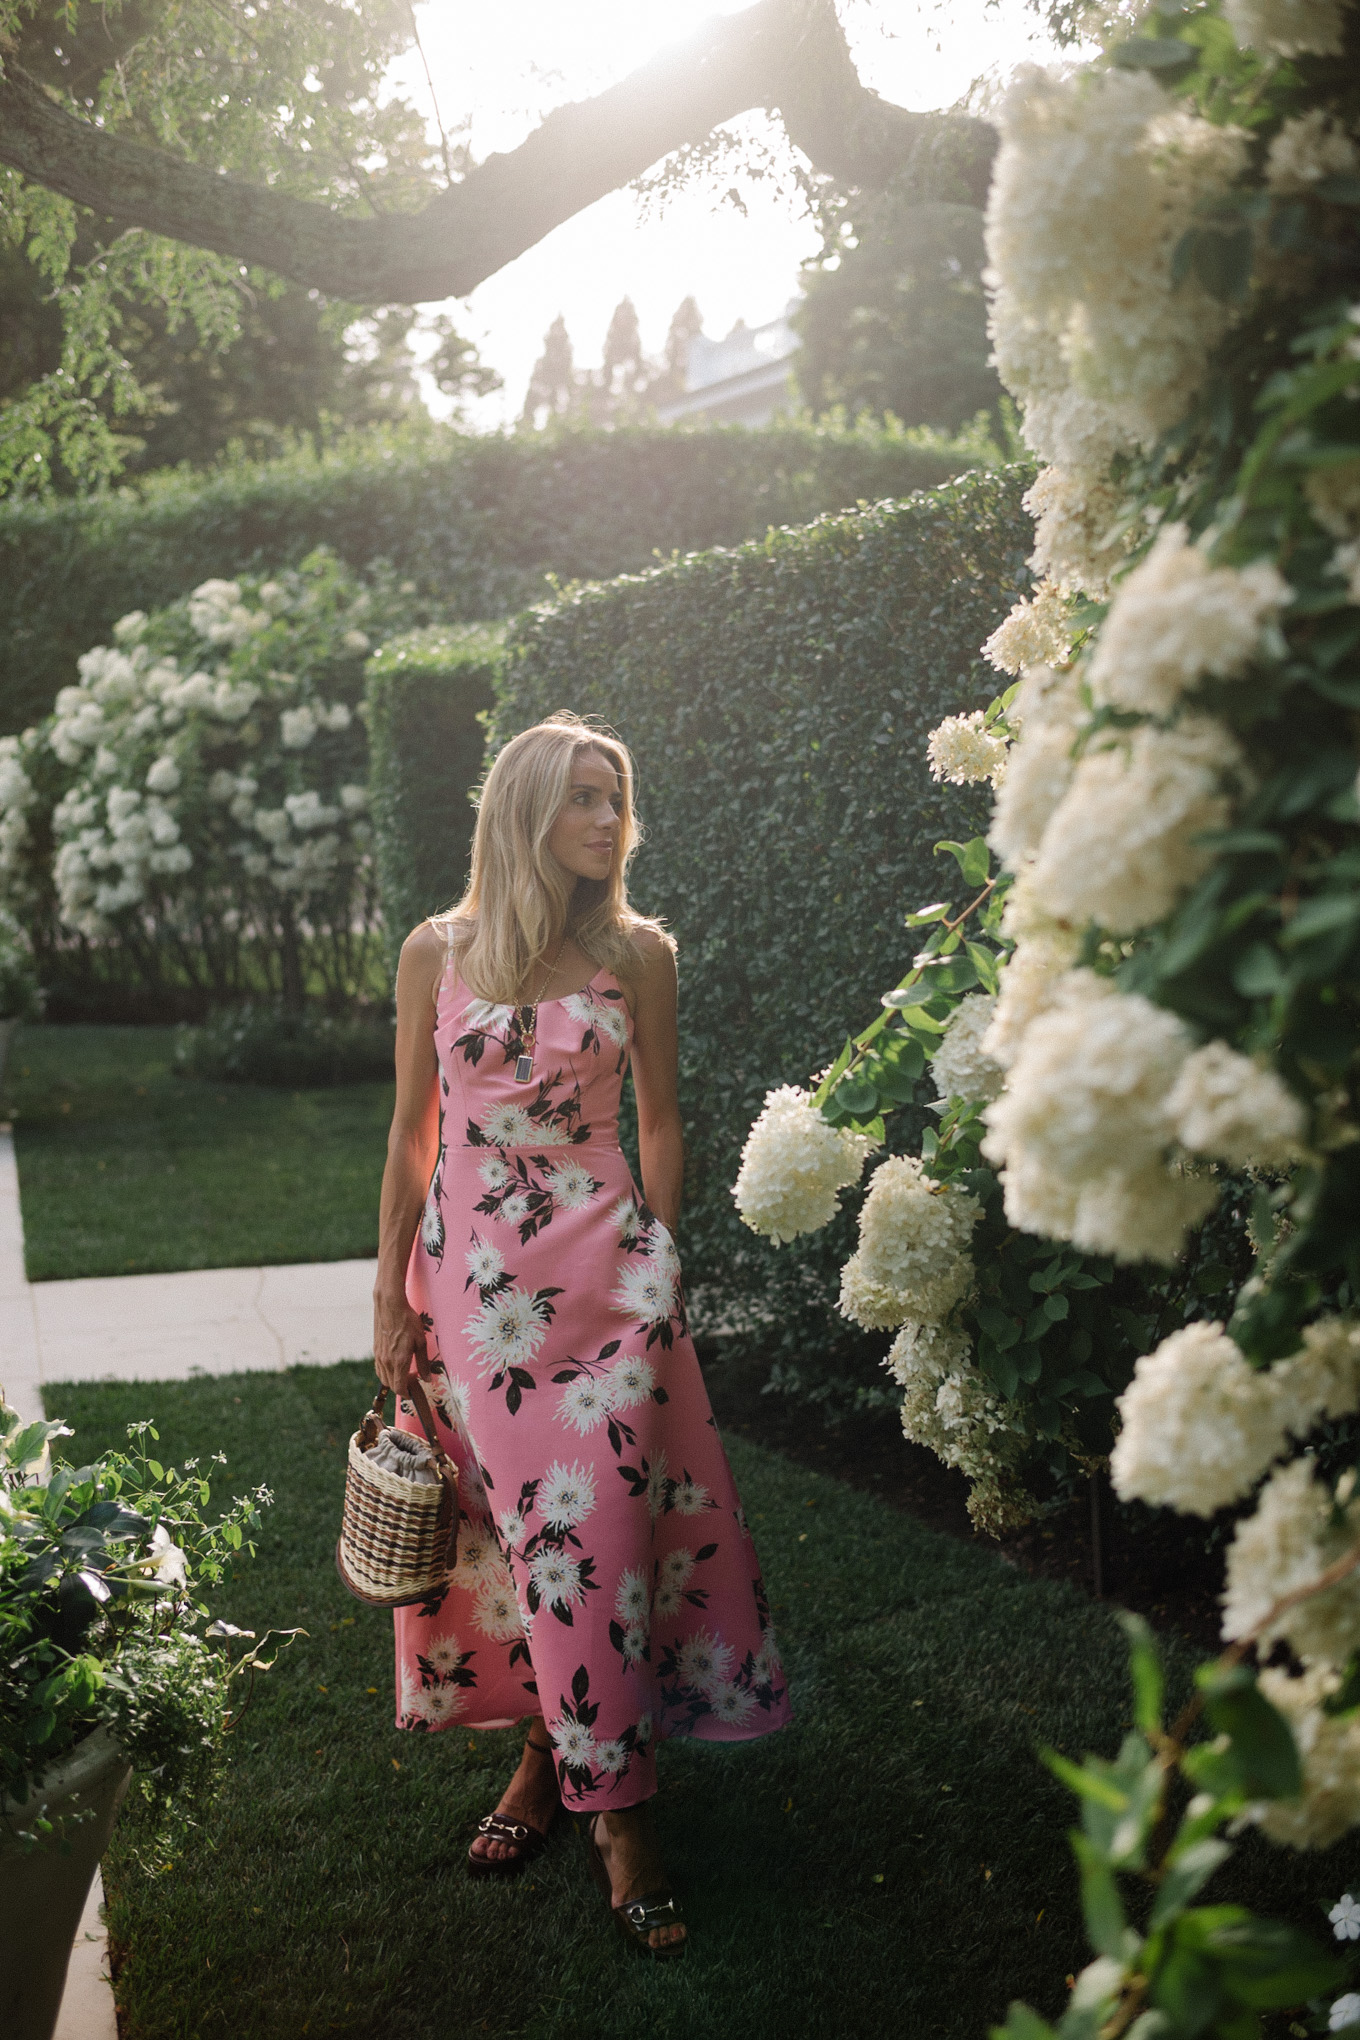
[[372, 1284, 429, 1397]]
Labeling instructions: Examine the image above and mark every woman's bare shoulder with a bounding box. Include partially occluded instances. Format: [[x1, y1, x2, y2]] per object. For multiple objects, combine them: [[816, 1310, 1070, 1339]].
[[397, 920, 447, 1004], [628, 920, 677, 967]]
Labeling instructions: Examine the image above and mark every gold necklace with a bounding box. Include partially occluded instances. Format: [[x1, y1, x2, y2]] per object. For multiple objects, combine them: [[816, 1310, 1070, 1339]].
[[513, 941, 565, 1084]]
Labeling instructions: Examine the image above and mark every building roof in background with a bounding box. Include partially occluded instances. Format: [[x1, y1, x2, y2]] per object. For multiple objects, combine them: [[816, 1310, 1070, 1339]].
[[657, 301, 801, 428]]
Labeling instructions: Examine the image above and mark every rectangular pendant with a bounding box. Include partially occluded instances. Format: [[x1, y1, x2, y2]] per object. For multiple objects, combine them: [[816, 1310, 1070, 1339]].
[[514, 1054, 533, 1084]]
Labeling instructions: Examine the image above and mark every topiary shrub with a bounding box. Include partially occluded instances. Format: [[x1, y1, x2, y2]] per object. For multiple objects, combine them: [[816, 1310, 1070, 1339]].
[[492, 464, 1035, 1404], [365, 625, 504, 976], [0, 423, 975, 738]]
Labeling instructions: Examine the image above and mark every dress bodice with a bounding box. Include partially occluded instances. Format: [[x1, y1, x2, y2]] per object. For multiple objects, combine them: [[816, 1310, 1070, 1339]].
[[435, 966, 633, 1154]]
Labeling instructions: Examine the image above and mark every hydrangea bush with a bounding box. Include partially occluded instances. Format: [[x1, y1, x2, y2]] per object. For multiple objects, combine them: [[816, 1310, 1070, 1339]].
[[0, 551, 407, 1010], [739, 0, 1360, 2021]]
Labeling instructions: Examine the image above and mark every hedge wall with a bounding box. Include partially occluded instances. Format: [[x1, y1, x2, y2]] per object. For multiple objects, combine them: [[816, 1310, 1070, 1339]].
[[0, 423, 967, 738], [365, 624, 503, 974], [493, 465, 1035, 1398]]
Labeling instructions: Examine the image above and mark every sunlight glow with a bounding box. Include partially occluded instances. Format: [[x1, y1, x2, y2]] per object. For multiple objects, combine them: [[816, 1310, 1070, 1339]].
[[388, 2, 1063, 424]]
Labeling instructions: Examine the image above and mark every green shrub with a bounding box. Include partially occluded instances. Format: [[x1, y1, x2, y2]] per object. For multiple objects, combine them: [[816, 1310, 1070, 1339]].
[[0, 907, 40, 1020], [0, 552, 404, 1017], [173, 1003, 395, 1087], [0, 423, 973, 739], [364, 625, 504, 974], [493, 465, 1035, 1401]]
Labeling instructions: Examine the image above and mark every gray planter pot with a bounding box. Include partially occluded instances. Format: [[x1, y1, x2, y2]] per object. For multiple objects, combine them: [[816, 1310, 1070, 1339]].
[[0, 1727, 131, 2040]]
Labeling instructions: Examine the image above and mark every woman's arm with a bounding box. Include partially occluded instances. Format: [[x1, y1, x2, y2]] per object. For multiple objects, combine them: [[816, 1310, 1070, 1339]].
[[372, 922, 443, 1394], [628, 932, 684, 1234]]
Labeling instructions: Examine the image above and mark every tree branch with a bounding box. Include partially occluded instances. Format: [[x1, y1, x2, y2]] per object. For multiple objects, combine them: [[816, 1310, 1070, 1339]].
[[0, 0, 989, 305]]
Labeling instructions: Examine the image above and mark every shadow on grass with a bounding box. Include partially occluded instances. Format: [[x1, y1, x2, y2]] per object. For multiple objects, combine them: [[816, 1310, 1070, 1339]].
[[51, 1362, 1360, 2040]]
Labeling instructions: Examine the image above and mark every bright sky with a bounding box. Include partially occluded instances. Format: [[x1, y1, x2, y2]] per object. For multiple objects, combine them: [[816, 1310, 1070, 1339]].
[[387, 1, 1061, 427]]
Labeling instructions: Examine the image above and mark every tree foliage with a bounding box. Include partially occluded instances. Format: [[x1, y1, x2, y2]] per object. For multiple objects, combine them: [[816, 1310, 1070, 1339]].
[[0, 0, 989, 492]]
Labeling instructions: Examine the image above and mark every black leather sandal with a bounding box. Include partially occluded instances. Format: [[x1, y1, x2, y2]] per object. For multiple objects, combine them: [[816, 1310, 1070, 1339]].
[[587, 1815, 688, 1958], [466, 1734, 558, 1879]]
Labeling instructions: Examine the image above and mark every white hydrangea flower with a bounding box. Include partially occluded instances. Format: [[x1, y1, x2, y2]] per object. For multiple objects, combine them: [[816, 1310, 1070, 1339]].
[[1222, 1457, 1360, 1666], [112, 610, 147, 643], [838, 1249, 912, 1332], [987, 67, 1249, 452], [982, 581, 1073, 676], [280, 705, 318, 749], [1028, 716, 1246, 936], [1168, 1041, 1308, 1168], [1023, 459, 1133, 599], [1223, 0, 1345, 55], [926, 712, 1009, 788], [987, 666, 1084, 870], [982, 923, 1079, 1071], [889, 1320, 1027, 1518], [1266, 110, 1359, 192], [284, 790, 341, 833], [849, 1154, 980, 1325], [1111, 1321, 1294, 1515], [1281, 1319, 1360, 1434], [931, 994, 1004, 1105], [1251, 1665, 1360, 1850], [1331, 1993, 1360, 2032], [983, 971, 1216, 1261], [733, 1085, 876, 1244], [1089, 525, 1290, 717]]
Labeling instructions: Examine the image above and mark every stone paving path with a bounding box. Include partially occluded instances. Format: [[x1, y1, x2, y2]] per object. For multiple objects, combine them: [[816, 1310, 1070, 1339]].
[[1, 1124, 377, 2038]]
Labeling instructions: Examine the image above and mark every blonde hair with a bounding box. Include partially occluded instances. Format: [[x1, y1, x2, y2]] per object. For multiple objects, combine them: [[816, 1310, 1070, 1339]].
[[440, 713, 670, 1002]]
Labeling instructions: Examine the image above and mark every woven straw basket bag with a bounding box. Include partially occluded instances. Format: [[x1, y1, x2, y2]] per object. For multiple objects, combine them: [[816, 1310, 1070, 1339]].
[[336, 1375, 458, 1608]]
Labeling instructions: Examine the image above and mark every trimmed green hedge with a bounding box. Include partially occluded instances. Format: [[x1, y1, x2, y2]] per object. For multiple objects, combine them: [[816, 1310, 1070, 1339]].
[[364, 625, 503, 972], [492, 465, 1035, 1397], [0, 424, 968, 737]]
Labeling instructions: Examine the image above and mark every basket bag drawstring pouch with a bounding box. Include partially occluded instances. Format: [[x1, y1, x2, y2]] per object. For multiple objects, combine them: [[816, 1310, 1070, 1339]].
[[336, 1372, 458, 1608]]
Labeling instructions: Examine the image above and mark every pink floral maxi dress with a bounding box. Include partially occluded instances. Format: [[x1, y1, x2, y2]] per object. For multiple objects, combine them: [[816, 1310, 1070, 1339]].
[[394, 950, 791, 1811]]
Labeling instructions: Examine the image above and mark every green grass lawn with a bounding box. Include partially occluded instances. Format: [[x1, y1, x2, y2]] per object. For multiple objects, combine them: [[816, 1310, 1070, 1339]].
[[6, 1025, 392, 1280], [52, 1363, 1360, 2040]]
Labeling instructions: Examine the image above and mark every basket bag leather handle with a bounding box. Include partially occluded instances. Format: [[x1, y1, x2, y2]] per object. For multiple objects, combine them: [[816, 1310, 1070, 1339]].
[[359, 1365, 459, 1564]]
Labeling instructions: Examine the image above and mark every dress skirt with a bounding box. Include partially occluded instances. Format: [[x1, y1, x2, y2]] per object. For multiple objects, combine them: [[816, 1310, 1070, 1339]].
[[394, 956, 791, 1811]]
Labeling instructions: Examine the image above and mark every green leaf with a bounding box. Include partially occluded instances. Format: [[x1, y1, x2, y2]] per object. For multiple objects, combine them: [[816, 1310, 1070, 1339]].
[[935, 836, 992, 887], [1148, 1840, 1230, 1929], [1072, 1833, 1133, 1959], [1116, 1612, 1164, 1737], [989, 2006, 1058, 2040], [965, 942, 1001, 994], [811, 1037, 856, 1108], [1205, 1915, 1343, 2009], [1042, 1748, 1128, 1812], [1197, 1665, 1302, 1800], [1042, 1293, 1070, 1322], [905, 901, 951, 927], [1281, 893, 1360, 945], [1111, 33, 1199, 70], [833, 1075, 880, 1118]]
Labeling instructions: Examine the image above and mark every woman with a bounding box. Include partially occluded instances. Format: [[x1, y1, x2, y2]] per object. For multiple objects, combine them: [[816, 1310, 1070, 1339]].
[[372, 713, 790, 1957]]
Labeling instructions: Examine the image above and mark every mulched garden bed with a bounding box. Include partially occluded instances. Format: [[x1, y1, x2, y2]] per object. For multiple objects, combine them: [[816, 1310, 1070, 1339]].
[[701, 1338, 1229, 1652]]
